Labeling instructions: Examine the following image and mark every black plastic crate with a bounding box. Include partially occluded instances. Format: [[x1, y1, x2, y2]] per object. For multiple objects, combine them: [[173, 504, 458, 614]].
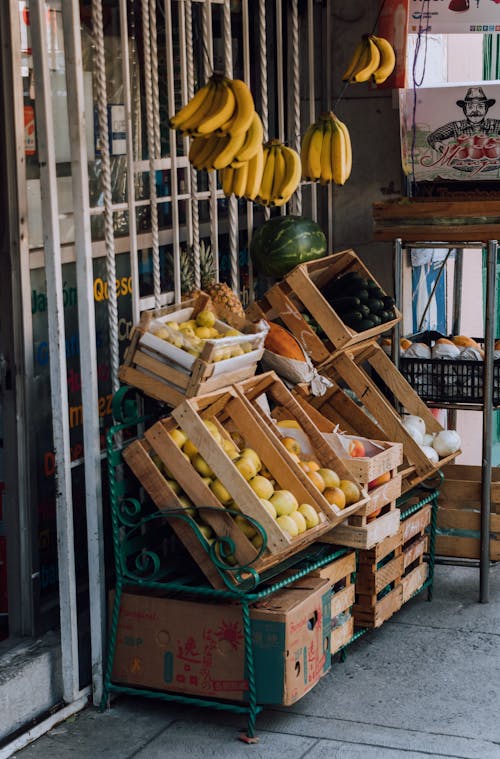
[[399, 331, 500, 405]]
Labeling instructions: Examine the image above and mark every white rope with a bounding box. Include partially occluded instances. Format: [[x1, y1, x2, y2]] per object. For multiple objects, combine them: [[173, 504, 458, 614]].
[[203, 0, 219, 277], [150, 0, 161, 158], [142, 0, 161, 308], [223, 0, 239, 293], [258, 0, 270, 220], [291, 0, 302, 216], [92, 0, 119, 392], [186, 0, 201, 289]]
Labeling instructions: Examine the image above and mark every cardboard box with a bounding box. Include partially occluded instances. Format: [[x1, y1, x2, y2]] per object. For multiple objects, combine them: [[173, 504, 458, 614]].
[[111, 577, 331, 706]]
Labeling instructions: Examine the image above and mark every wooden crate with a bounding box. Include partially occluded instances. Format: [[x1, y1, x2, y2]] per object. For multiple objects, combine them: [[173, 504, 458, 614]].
[[119, 296, 268, 407], [246, 250, 402, 360], [316, 341, 460, 493], [436, 464, 500, 562], [307, 550, 356, 655], [232, 372, 370, 526], [353, 528, 404, 628], [400, 504, 432, 604], [322, 507, 401, 550]]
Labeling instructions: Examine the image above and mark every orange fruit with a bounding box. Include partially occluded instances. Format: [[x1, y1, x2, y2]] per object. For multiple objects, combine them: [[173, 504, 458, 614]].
[[339, 479, 361, 505], [368, 471, 391, 490], [323, 487, 346, 510], [298, 461, 311, 473], [306, 460, 320, 472], [307, 470, 326, 493]]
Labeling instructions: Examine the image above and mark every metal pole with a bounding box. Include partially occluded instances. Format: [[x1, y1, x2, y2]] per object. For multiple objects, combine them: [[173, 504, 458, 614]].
[[451, 248, 463, 336], [480, 240, 497, 603], [61, 0, 106, 705], [30, 1, 80, 703], [393, 237, 403, 372]]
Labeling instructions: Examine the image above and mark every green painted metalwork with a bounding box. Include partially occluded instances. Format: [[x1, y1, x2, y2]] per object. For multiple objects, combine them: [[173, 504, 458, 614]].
[[100, 399, 350, 739]]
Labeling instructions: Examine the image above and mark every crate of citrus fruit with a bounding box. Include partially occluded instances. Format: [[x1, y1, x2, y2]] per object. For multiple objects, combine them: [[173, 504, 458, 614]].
[[119, 293, 268, 407]]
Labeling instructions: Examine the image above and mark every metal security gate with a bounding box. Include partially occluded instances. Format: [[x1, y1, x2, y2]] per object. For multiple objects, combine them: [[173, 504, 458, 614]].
[[4, 0, 334, 738]]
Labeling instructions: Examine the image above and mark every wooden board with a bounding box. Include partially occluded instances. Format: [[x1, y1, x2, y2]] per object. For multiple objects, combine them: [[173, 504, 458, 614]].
[[321, 507, 401, 550], [331, 617, 354, 655], [402, 564, 428, 604], [353, 583, 403, 628]]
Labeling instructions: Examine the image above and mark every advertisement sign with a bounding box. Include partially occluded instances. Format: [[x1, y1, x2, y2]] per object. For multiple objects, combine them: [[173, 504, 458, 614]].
[[408, 0, 500, 35], [400, 82, 500, 181]]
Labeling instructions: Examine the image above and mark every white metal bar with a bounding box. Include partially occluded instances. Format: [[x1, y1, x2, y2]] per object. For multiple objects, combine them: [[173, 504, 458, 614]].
[[164, 0, 182, 303], [223, 0, 239, 293], [184, 0, 201, 289], [119, 0, 140, 325], [258, 0, 270, 221], [93, 0, 120, 393], [29, 0, 79, 704], [275, 0, 284, 144], [307, 0, 317, 220], [61, 0, 106, 708], [241, 0, 254, 303], [203, 0, 219, 274], [290, 0, 302, 217], [177, 0, 195, 284]]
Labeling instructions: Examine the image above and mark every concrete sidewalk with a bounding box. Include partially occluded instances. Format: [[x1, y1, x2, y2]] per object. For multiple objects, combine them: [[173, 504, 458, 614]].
[[10, 563, 500, 759]]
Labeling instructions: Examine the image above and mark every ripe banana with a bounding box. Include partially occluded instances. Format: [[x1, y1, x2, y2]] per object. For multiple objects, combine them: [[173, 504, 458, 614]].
[[190, 133, 222, 170], [370, 34, 396, 85], [300, 123, 316, 180], [196, 79, 236, 135], [221, 165, 235, 196], [271, 144, 286, 201], [342, 34, 381, 83], [276, 145, 301, 202], [307, 124, 324, 181], [332, 114, 352, 182], [244, 145, 264, 200], [211, 129, 247, 170], [257, 143, 276, 205], [216, 79, 255, 137], [234, 112, 264, 163], [188, 135, 211, 167], [169, 79, 214, 130], [231, 162, 249, 198], [331, 118, 350, 186], [178, 81, 218, 135], [319, 119, 333, 185]]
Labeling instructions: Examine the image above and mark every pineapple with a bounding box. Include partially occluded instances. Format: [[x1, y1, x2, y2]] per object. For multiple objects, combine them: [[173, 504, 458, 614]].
[[174, 240, 245, 322]]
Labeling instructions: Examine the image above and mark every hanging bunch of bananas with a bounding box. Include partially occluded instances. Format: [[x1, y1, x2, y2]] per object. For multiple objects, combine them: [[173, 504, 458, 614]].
[[220, 144, 265, 200], [342, 34, 396, 85], [170, 74, 263, 172], [301, 112, 352, 186], [250, 140, 302, 207]]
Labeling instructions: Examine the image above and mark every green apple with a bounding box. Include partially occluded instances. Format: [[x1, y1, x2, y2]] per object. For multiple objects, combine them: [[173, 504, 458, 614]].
[[317, 468, 340, 489], [234, 455, 258, 481], [270, 489, 299, 516], [298, 503, 320, 529], [234, 514, 257, 539], [210, 478, 233, 505], [192, 453, 214, 478], [289, 510, 307, 534], [169, 428, 188, 449], [276, 514, 299, 538], [240, 447, 262, 473], [249, 474, 274, 500], [259, 498, 277, 519]]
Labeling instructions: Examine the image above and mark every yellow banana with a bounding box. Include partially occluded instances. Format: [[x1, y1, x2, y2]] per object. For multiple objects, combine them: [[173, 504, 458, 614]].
[[193, 133, 223, 170], [221, 165, 235, 196], [211, 129, 247, 170], [232, 162, 249, 198], [188, 135, 211, 168], [370, 34, 396, 84], [331, 119, 349, 186], [300, 123, 316, 180], [178, 81, 217, 134], [169, 79, 213, 130], [352, 36, 381, 83], [319, 118, 333, 185], [333, 114, 352, 182], [271, 144, 286, 203], [216, 79, 255, 137], [234, 112, 264, 163], [196, 79, 236, 135], [307, 124, 324, 181], [244, 145, 264, 200], [276, 145, 302, 201], [257, 144, 276, 205], [342, 38, 368, 82]]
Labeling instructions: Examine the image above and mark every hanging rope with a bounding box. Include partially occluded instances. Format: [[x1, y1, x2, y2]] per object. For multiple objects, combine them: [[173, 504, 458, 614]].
[[92, 0, 120, 392], [290, 0, 302, 216], [186, 0, 201, 290], [223, 0, 239, 293], [141, 0, 161, 308], [258, 0, 270, 220]]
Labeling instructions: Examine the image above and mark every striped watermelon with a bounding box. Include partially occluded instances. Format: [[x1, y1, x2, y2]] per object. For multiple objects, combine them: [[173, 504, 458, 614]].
[[250, 215, 327, 279]]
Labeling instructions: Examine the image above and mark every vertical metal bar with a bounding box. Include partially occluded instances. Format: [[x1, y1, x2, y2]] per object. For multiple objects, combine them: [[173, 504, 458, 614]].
[[480, 239, 497, 603], [202, 0, 219, 274], [241, 0, 254, 301], [30, 0, 79, 703], [141, 0, 161, 309], [290, 0, 302, 217], [258, 0, 270, 221], [223, 0, 239, 293], [185, 0, 201, 290], [393, 237, 403, 372], [93, 0, 120, 392], [119, 0, 140, 324], [164, 0, 182, 302], [275, 0, 284, 143], [451, 247, 463, 336], [325, 2, 333, 246], [61, 0, 106, 706], [307, 0, 317, 220]]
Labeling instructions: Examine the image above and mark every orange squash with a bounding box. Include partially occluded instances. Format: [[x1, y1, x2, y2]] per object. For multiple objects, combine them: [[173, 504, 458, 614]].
[[264, 322, 306, 362]]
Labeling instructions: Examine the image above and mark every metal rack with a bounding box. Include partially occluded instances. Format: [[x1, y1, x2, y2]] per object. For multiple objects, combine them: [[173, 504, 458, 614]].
[[393, 237, 498, 604]]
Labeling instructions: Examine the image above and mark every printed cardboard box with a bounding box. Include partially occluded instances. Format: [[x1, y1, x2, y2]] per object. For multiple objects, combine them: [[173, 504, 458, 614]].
[[111, 577, 331, 706]]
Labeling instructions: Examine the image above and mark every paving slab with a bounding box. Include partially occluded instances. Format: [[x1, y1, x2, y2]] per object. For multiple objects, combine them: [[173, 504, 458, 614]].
[[302, 739, 466, 759]]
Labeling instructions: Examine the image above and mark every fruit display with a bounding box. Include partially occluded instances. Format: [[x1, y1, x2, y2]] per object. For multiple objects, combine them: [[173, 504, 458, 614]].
[[321, 269, 398, 333], [342, 34, 396, 85], [252, 140, 302, 207], [301, 112, 352, 185], [401, 415, 461, 463], [249, 215, 327, 279]]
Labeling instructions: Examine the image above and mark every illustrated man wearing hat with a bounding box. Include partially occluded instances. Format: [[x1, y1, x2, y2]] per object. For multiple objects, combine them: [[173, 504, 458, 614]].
[[427, 87, 500, 152]]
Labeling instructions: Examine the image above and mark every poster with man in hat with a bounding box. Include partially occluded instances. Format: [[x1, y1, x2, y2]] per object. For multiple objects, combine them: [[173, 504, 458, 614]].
[[399, 82, 500, 181]]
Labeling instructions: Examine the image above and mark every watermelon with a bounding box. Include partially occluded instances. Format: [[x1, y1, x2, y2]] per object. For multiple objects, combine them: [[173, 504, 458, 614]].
[[250, 215, 327, 279]]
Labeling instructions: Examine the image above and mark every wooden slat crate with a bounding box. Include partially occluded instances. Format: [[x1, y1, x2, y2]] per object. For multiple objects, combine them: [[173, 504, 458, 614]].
[[436, 464, 500, 562], [353, 528, 404, 628], [232, 372, 370, 526], [119, 296, 268, 407], [322, 507, 401, 551], [317, 341, 460, 493], [400, 504, 432, 604], [246, 250, 402, 360], [307, 551, 356, 655]]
